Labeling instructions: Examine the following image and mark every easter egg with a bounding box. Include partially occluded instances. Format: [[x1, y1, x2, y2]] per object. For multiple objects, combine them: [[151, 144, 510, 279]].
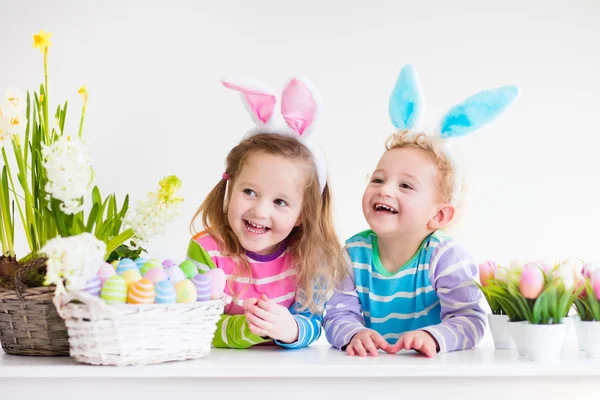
[[192, 273, 212, 302], [116, 258, 138, 275], [127, 278, 155, 304], [166, 266, 186, 283], [100, 276, 127, 304], [206, 268, 226, 299], [121, 269, 142, 288], [111, 260, 119, 269], [97, 262, 116, 282], [81, 276, 102, 297], [140, 259, 162, 275], [162, 259, 177, 269], [179, 260, 198, 279], [175, 279, 197, 303], [155, 280, 177, 304], [143, 267, 168, 284], [134, 257, 148, 268]]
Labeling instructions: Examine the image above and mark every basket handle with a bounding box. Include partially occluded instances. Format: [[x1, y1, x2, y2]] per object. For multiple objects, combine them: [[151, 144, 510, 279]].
[[13, 257, 48, 300], [53, 290, 109, 319]]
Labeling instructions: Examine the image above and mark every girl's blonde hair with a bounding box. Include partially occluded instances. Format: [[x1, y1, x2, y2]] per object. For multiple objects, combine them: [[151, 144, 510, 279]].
[[385, 130, 457, 203], [190, 133, 346, 314]]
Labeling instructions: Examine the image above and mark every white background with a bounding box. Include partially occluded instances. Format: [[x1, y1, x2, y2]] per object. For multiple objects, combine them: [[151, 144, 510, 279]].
[[1, 0, 599, 266]]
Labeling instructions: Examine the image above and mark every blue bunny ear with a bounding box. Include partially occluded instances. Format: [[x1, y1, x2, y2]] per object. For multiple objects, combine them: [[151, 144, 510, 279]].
[[389, 65, 424, 130], [439, 85, 519, 139]]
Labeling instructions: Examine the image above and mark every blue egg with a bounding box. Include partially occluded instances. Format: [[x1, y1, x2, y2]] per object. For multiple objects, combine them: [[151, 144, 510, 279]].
[[116, 258, 139, 275], [192, 273, 212, 302], [155, 280, 177, 304], [134, 257, 148, 267]]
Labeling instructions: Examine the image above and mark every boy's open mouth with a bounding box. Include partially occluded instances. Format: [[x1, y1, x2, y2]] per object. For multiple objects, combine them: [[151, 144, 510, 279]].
[[373, 203, 398, 214]]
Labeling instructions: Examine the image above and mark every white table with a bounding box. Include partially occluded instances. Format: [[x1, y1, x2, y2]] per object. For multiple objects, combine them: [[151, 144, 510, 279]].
[[1, 341, 600, 400]]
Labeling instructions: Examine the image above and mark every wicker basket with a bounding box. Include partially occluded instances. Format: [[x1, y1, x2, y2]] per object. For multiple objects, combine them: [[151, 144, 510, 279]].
[[55, 291, 226, 366], [0, 258, 70, 356]]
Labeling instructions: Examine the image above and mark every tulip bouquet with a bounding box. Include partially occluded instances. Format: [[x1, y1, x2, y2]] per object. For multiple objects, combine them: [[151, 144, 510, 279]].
[[573, 262, 600, 322]]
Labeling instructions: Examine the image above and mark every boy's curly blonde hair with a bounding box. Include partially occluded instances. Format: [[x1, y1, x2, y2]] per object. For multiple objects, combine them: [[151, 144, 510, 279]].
[[384, 130, 457, 204]]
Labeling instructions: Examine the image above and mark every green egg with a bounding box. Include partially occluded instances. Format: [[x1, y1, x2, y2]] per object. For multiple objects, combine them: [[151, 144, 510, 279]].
[[100, 275, 127, 304], [179, 260, 198, 279]]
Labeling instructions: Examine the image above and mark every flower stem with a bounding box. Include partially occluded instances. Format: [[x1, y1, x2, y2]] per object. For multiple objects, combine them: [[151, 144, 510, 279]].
[[104, 228, 134, 260]]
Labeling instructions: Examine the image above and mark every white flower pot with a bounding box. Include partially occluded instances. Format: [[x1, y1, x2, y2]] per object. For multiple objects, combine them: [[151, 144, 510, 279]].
[[560, 316, 572, 351], [522, 323, 567, 362], [487, 314, 515, 349], [578, 320, 600, 358], [507, 321, 528, 356], [573, 315, 586, 351]]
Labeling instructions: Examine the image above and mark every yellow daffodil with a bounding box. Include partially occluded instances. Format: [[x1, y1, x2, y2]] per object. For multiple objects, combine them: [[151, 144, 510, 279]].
[[33, 30, 52, 52]]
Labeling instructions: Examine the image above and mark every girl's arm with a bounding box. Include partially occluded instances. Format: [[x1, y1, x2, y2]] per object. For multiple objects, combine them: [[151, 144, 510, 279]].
[[274, 302, 322, 349], [213, 314, 271, 348], [422, 241, 487, 353]]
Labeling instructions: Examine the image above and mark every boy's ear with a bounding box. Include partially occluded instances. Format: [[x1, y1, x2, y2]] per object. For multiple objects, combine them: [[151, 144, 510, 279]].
[[427, 204, 455, 230]]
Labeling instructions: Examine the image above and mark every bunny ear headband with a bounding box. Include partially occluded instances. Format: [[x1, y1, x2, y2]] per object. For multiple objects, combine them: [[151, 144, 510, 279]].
[[221, 77, 327, 193], [389, 65, 519, 204]]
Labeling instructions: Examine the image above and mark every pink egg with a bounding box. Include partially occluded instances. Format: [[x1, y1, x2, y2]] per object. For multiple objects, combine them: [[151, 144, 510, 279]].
[[143, 267, 168, 284], [205, 268, 226, 299], [97, 262, 116, 282]]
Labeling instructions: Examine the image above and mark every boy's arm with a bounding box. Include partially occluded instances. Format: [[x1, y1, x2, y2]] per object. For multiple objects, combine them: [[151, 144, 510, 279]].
[[421, 242, 487, 353]]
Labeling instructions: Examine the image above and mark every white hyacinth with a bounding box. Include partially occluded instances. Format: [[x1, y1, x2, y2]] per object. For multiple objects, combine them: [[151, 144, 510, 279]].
[[41, 233, 106, 296], [42, 135, 94, 214], [0, 88, 27, 141], [125, 176, 184, 244]]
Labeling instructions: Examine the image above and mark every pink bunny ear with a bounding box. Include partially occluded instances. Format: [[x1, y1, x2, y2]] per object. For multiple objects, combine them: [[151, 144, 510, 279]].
[[281, 78, 318, 136], [222, 80, 277, 124]]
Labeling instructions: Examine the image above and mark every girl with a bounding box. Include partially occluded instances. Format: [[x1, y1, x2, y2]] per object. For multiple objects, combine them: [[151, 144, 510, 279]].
[[187, 77, 346, 349]]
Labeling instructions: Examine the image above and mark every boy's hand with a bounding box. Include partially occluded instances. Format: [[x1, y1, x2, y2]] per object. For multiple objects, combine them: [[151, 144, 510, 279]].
[[244, 294, 299, 343], [346, 329, 389, 357], [387, 330, 439, 358]]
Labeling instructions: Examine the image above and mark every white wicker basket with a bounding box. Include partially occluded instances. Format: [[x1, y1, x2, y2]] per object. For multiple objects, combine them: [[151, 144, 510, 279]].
[[54, 291, 226, 366]]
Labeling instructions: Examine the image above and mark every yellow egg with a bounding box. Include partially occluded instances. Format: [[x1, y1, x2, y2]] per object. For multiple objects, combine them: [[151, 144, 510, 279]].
[[127, 278, 155, 304], [121, 269, 142, 288], [112, 260, 119, 270], [175, 279, 197, 303]]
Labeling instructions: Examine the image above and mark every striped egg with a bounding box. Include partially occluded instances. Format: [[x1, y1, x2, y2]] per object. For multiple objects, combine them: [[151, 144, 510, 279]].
[[206, 268, 226, 299], [134, 257, 148, 268], [116, 258, 138, 275], [97, 262, 116, 282], [155, 280, 177, 304], [162, 259, 177, 269], [121, 269, 142, 288], [127, 278, 155, 304], [81, 276, 102, 297], [175, 279, 197, 303], [166, 266, 186, 283], [143, 267, 168, 284], [192, 273, 212, 302], [179, 260, 198, 279], [140, 259, 162, 275], [100, 276, 127, 304]]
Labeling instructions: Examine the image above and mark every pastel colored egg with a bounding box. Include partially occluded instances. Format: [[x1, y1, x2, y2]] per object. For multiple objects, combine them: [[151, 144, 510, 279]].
[[155, 280, 177, 304], [121, 269, 142, 288], [162, 259, 177, 269], [97, 262, 116, 282], [143, 267, 168, 284], [81, 276, 102, 297], [127, 278, 156, 304], [116, 258, 138, 275], [175, 279, 197, 303], [179, 260, 198, 279], [166, 266, 186, 283], [134, 257, 148, 268], [140, 259, 162, 275], [111, 260, 119, 270], [206, 268, 226, 299], [100, 276, 127, 304], [192, 273, 212, 302]]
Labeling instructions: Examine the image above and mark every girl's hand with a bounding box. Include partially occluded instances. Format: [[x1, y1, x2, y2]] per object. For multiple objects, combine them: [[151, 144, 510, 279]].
[[244, 294, 299, 343], [346, 329, 389, 357], [386, 330, 439, 358]]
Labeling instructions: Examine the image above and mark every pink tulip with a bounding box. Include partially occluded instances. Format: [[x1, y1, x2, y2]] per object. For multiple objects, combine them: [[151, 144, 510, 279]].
[[591, 272, 600, 301], [479, 260, 498, 287], [531, 259, 552, 273], [583, 262, 600, 279], [519, 265, 545, 299]]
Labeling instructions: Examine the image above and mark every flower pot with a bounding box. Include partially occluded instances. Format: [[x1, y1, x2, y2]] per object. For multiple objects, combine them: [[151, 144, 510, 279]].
[[487, 314, 515, 349], [573, 315, 586, 351], [522, 322, 567, 362], [578, 320, 600, 358], [507, 321, 528, 356]]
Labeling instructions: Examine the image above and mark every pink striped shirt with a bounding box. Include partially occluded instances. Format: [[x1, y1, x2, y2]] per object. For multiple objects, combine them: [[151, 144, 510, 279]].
[[192, 232, 297, 315]]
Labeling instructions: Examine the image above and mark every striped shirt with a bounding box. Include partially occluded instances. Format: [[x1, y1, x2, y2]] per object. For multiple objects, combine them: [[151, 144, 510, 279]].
[[187, 232, 322, 349], [323, 230, 486, 353]]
